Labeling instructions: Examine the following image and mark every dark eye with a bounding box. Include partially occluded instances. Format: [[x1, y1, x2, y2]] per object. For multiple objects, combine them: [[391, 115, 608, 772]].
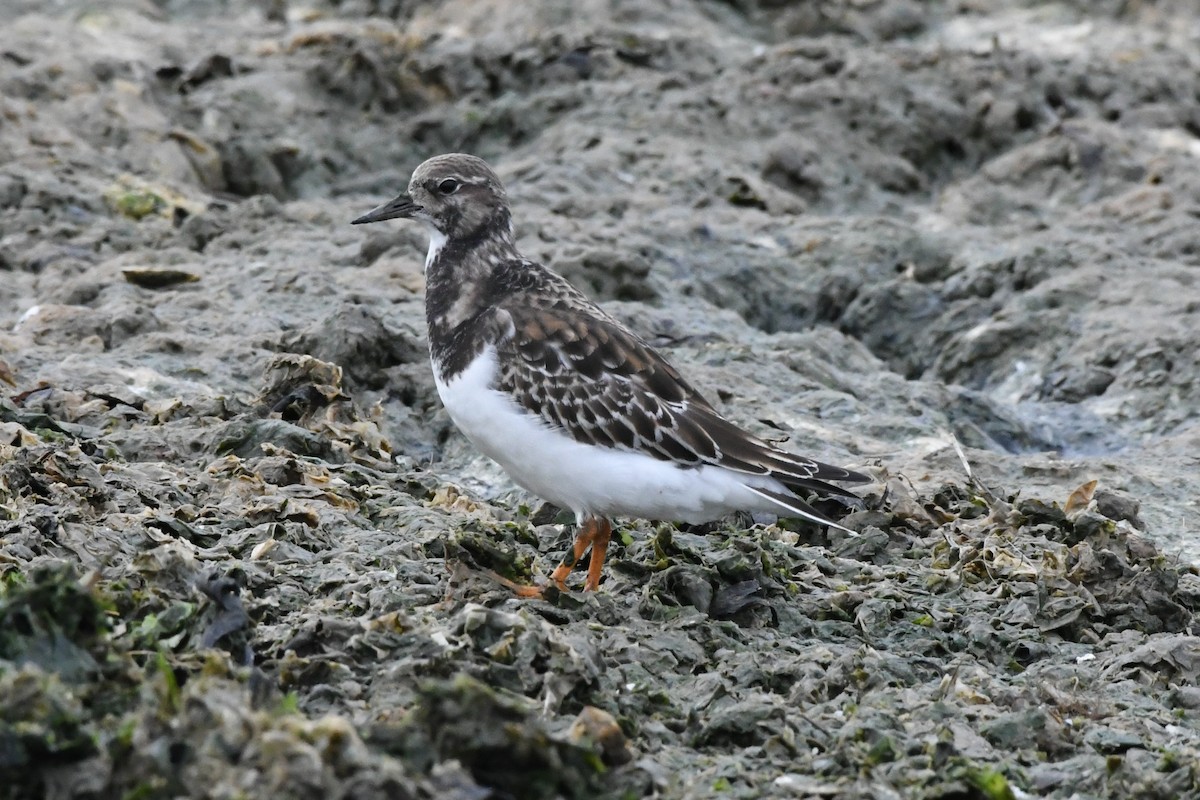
[[437, 178, 461, 195]]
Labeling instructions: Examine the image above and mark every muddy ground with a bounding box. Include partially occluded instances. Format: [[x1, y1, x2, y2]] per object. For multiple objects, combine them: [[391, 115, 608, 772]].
[[2, 0, 1200, 797]]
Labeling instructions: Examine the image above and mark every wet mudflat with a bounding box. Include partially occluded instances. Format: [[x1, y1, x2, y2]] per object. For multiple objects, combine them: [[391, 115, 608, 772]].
[[1, 1, 1199, 797]]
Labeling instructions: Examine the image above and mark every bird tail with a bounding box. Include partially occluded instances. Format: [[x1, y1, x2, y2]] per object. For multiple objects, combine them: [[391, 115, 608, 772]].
[[744, 485, 858, 535]]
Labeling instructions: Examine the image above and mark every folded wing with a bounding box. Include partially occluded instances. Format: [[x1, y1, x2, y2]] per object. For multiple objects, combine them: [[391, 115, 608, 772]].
[[494, 303, 869, 504]]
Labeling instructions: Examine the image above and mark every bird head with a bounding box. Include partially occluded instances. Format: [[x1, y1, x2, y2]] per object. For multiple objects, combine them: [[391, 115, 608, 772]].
[[351, 153, 512, 243]]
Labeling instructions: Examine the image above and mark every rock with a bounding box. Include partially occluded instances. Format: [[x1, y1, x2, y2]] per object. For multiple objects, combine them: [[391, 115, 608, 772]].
[[0, 2, 1198, 799]]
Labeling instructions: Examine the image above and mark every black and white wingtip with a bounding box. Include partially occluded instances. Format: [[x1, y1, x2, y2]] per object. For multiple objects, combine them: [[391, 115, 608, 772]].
[[745, 486, 860, 535]]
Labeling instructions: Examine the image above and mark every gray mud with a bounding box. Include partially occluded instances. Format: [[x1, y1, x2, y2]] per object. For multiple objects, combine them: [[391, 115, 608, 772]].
[[2, 1, 1200, 798]]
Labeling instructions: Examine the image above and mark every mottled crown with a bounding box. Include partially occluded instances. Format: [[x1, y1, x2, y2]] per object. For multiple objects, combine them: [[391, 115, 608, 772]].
[[408, 153, 507, 200], [404, 153, 513, 242]]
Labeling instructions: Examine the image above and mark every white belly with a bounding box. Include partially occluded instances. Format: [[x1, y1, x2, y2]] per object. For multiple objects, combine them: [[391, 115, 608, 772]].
[[433, 346, 768, 523]]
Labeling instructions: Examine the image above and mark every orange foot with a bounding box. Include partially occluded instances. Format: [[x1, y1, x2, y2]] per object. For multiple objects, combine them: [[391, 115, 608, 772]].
[[550, 517, 612, 592], [484, 517, 614, 597], [483, 570, 556, 598]]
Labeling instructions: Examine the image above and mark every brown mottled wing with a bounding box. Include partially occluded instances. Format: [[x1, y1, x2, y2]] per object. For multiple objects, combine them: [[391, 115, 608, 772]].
[[493, 303, 868, 493]]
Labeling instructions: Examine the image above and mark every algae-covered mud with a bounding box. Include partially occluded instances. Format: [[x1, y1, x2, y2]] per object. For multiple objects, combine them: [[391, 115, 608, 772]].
[[2, 1, 1199, 797]]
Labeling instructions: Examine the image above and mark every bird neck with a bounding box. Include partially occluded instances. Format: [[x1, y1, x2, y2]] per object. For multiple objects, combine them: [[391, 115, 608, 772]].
[[424, 211, 520, 380]]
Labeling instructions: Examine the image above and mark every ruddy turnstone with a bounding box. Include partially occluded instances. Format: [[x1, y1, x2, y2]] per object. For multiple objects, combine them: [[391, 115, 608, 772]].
[[352, 153, 868, 592]]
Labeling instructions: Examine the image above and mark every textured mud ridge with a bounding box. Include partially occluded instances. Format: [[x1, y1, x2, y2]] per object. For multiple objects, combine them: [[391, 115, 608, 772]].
[[2, 1, 1200, 798]]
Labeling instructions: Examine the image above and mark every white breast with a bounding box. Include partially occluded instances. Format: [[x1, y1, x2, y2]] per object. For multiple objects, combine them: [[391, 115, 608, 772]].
[[424, 228, 448, 273], [433, 346, 772, 524]]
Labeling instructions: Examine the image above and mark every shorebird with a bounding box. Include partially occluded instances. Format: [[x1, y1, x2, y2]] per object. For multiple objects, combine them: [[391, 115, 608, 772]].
[[353, 153, 867, 593]]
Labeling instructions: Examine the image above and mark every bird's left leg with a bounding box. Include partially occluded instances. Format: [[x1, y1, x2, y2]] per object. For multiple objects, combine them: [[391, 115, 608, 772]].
[[550, 516, 603, 590]]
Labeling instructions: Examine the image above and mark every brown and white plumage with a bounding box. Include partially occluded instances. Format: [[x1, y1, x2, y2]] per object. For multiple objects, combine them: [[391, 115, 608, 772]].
[[353, 153, 868, 592]]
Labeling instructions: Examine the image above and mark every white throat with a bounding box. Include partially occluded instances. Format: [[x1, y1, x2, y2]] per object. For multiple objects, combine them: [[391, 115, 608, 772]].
[[424, 228, 448, 273]]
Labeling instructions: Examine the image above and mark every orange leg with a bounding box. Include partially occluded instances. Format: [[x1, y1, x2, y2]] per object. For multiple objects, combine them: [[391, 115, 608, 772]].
[[487, 517, 614, 596], [583, 518, 612, 592], [550, 519, 598, 591]]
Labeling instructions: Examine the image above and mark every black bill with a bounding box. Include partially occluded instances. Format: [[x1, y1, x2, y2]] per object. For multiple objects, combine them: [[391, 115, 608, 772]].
[[351, 193, 420, 224]]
